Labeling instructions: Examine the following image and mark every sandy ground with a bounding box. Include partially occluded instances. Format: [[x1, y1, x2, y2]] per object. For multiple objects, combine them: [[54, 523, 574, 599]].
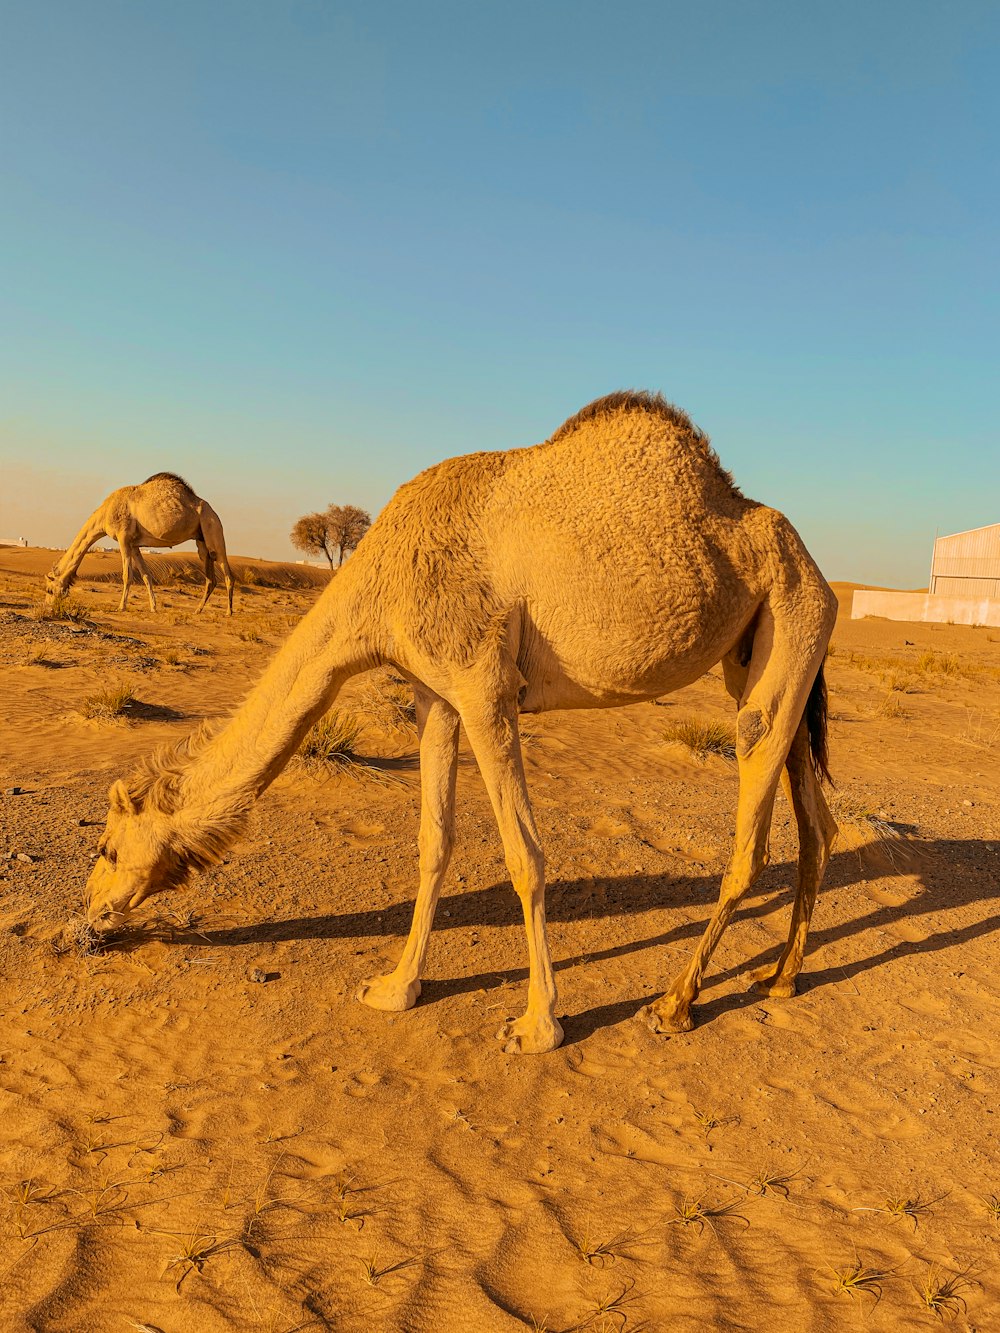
[[1, 547, 998, 1332]]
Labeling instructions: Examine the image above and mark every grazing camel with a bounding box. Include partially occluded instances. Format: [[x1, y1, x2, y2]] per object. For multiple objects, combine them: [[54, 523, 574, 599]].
[[46, 473, 237, 614], [85, 392, 838, 1053]]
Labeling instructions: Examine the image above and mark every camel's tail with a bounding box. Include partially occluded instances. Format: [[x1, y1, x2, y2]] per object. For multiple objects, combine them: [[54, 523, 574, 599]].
[[806, 661, 832, 785]]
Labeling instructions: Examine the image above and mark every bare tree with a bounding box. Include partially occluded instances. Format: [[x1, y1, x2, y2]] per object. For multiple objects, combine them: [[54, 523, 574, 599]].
[[290, 512, 336, 569], [325, 504, 371, 566]]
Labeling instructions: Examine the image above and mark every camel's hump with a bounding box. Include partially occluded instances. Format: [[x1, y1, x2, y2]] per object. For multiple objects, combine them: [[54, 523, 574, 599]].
[[142, 472, 196, 494]]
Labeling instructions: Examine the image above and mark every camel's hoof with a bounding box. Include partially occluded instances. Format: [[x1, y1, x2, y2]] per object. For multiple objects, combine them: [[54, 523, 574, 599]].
[[356, 973, 421, 1013], [641, 1000, 695, 1035], [496, 1015, 564, 1055], [752, 969, 798, 1000]]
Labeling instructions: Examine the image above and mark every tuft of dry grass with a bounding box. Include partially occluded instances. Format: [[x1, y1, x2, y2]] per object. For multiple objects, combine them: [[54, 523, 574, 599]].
[[56, 914, 107, 957], [874, 690, 909, 719], [80, 682, 136, 723], [159, 1227, 241, 1292], [714, 1160, 805, 1199], [884, 671, 919, 693], [916, 1263, 977, 1319], [667, 1193, 751, 1237], [666, 716, 737, 762], [34, 595, 89, 623], [298, 710, 363, 767], [570, 1226, 641, 1268], [963, 710, 1000, 750], [355, 1247, 421, 1287], [828, 790, 906, 860], [826, 1259, 893, 1305], [578, 1278, 634, 1330], [853, 1191, 945, 1229], [363, 671, 417, 731]]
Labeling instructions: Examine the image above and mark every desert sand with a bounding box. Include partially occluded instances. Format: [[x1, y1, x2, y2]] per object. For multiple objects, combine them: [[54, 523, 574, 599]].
[[1, 545, 998, 1331]]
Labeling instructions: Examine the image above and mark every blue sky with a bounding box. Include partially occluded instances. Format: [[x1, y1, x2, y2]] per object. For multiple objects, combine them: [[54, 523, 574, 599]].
[[2, 1, 997, 584]]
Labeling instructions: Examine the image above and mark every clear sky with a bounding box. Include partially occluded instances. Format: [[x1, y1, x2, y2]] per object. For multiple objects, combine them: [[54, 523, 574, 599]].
[[1, 1, 997, 585]]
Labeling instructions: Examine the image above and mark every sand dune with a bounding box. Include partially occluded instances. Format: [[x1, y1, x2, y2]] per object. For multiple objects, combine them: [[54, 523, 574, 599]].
[[1, 553, 998, 1329]]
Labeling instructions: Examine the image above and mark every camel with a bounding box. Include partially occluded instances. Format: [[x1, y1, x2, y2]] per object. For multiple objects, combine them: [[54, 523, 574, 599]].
[[45, 473, 237, 615], [85, 392, 838, 1054]]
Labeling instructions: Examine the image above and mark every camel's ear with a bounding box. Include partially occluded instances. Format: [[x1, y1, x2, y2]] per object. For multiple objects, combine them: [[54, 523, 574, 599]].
[[108, 780, 138, 816]]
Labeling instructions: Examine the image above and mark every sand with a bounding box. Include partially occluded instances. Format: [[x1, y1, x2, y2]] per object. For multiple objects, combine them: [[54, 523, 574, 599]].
[[1, 548, 998, 1331]]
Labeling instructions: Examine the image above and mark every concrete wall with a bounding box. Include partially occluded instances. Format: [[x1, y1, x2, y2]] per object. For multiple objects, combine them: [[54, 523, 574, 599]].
[[851, 588, 1000, 628]]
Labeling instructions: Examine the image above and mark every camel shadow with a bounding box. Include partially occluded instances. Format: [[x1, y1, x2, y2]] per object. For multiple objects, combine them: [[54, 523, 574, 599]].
[[126, 698, 187, 722], [148, 835, 1000, 1043]]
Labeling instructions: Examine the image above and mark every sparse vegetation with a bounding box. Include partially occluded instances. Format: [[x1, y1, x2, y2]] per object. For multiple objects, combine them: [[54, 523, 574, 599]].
[[874, 690, 909, 719], [80, 682, 136, 722], [363, 670, 417, 730], [666, 716, 737, 761], [667, 1193, 750, 1237], [917, 1263, 977, 1319], [570, 1226, 638, 1267], [853, 1191, 944, 1229], [827, 1259, 892, 1304], [34, 595, 89, 623], [828, 789, 906, 858], [298, 709, 363, 767]]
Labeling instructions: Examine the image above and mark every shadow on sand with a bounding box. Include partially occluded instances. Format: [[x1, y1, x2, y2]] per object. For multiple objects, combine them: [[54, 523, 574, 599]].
[[125, 834, 1000, 1045]]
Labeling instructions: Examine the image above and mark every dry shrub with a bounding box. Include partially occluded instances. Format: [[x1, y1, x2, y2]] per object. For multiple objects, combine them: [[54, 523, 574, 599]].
[[874, 691, 908, 720], [299, 710, 363, 767], [80, 683, 136, 723], [884, 671, 918, 693], [828, 789, 909, 865], [916, 649, 967, 678], [963, 710, 1000, 749], [362, 671, 417, 731], [667, 716, 737, 761], [34, 596, 89, 623]]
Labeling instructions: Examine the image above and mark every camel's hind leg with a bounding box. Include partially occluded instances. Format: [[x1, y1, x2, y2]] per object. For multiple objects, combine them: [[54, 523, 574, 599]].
[[198, 506, 236, 614], [357, 688, 460, 1012], [645, 605, 832, 1035], [195, 538, 218, 613], [721, 651, 838, 1000], [752, 720, 837, 998], [131, 548, 158, 612]]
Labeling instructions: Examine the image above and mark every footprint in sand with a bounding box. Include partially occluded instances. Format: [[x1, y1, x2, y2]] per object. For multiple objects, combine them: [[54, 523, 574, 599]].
[[338, 818, 385, 841], [587, 815, 631, 839]]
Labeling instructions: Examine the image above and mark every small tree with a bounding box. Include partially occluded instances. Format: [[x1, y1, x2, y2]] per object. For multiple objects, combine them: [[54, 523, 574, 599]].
[[290, 504, 372, 569], [325, 503, 371, 566], [290, 512, 336, 568]]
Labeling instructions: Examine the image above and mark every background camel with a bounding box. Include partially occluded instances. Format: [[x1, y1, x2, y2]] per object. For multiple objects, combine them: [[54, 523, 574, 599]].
[[84, 392, 838, 1053], [45, 472, 237, 614]]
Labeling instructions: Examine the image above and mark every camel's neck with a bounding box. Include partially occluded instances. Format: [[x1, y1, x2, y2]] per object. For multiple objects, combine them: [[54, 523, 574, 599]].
[[55, 513, 107, 588], [179, 570, 376, 809]]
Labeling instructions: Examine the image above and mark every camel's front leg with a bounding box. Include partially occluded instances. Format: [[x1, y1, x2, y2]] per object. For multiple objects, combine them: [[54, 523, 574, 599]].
[[357, 689, 459, 1013], [117, 544, 133, 612], [462, 698, 562, 1054], [132, 548, 158, 613]]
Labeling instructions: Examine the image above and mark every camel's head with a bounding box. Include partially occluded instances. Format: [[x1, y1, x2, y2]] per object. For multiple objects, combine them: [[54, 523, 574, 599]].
[[44, 565, 68, 603], [85, 780, 189, 931]]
